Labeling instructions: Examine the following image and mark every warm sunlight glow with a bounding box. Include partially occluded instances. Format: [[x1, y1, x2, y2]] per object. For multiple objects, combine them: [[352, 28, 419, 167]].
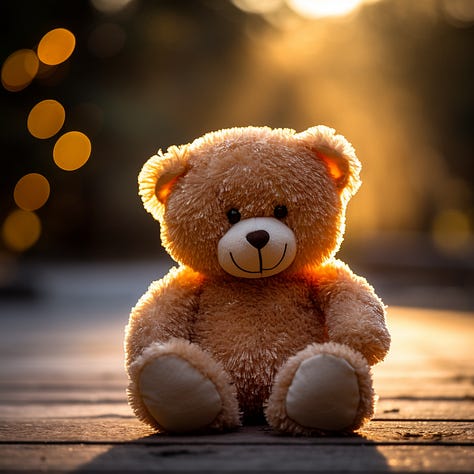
[[53, 131, 92, 171], [2, 210, 41, 252], [37, 28, 76, 66], [287, 0, 368, 18], [443, 0, 474, 25], [221, 1, 453, 237], [1, 49, 39, 92], [27, 99, 66, 139], [432, 209, 471, 254], [13, 173, 51, 211]]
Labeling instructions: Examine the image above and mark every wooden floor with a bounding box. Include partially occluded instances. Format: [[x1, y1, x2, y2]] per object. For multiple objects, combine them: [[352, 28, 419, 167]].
[[0, 263, 473, 473]]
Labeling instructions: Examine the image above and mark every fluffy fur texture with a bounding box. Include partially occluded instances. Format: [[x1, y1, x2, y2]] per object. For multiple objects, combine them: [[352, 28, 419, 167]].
[[125, 125, 390, 434]]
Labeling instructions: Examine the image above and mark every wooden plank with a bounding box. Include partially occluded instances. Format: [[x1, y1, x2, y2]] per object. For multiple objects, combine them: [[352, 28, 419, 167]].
[[2, 375, 472, 398], [373, 307, 474, 402], [0, 403, 133, 419], [374, 378, 474, 399], [0, 399, 472, 422], [0, 384, 126, 403], [0, 420, 472, 445], [0, 444, 472, 472], [1, 376, 471, 399], [0, 399, 472, 421], [376, 308, 474, 377], [375, 399, 474, 420], [1, 378, 472, 407]]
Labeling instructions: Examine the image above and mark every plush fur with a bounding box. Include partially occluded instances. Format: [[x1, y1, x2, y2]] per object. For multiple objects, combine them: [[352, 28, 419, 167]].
[[125, 125, 390, 434]]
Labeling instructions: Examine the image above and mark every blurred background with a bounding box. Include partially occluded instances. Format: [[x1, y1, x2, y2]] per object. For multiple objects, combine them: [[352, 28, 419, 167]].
[[1, 0, 473, 310]]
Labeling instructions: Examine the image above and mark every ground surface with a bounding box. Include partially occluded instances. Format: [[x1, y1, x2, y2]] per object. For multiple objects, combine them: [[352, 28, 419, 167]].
[[0, 262, 473, 473]]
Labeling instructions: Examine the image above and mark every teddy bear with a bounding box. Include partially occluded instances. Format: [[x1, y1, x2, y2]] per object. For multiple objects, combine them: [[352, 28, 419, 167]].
[[125, 125, 390, 435]]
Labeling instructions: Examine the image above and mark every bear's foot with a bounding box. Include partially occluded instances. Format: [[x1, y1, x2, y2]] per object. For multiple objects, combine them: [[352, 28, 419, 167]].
[[140, 354, 221, 432], [266, 342, 375, 435], [128, 339, 240, 433]]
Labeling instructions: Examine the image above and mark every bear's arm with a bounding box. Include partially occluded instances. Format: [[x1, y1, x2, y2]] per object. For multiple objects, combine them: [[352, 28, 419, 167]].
[[314, 259, 390, 365], [124, 265, 203, 367]]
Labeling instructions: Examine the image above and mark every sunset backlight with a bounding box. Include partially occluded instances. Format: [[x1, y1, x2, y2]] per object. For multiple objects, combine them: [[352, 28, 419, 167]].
[[287, 0, 372, 18], [232, 0, 379, 18]]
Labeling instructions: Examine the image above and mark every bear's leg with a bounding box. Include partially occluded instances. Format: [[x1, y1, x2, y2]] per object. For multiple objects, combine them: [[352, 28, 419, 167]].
[[265, 342, 374, 435], [127, 339, 240, 433]]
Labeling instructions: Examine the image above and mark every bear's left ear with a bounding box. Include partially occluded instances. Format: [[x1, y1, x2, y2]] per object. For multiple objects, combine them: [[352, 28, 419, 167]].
[[138, 144, 189, 221], [295, 126, 361, 200]]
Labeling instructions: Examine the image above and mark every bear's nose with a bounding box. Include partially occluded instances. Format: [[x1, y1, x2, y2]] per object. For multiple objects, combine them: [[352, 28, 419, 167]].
[[246, 230, 270, 250]]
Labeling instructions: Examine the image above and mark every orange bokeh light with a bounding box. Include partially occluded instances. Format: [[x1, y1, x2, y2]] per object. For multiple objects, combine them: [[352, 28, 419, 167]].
[[53, 131, 92, 171], [37, 28, 76, 66], [13, 173, 51, 211], [27, 99, 66, 139], [2, 210, 42, 252], [1, 49, 39, 92]]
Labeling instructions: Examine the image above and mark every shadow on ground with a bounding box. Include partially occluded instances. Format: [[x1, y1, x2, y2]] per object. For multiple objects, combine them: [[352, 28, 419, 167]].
[[74, 430, 390, 473]]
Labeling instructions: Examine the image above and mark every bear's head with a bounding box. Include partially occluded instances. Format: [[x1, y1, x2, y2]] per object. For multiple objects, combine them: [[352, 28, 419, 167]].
[[139, 126, 361, 278]]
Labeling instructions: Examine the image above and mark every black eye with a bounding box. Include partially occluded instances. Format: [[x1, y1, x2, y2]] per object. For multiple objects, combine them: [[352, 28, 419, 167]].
[[274, 205, 288, 219], [227, 208, 241, 224]]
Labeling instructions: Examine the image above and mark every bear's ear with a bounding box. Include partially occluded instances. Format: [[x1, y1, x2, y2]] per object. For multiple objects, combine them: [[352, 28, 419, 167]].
[[313, 146, 350, 190], [295, 125, 361, 199], [138, 144, 189, 220]]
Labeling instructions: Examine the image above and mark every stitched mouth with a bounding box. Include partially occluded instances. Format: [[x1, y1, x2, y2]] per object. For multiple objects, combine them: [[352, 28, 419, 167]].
[[230, 244, 288, 274]]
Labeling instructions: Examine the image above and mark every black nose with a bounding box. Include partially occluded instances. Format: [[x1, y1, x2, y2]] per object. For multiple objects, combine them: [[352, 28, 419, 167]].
[[246, 230, 270, 250]]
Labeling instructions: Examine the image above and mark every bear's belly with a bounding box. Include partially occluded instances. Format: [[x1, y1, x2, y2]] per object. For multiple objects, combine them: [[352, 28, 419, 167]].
[[191, 278, 326, 418]]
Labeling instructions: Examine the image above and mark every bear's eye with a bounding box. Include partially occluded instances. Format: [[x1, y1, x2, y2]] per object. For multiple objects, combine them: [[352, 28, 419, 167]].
[[227, 208, 241, 225], [274, 205, 288, 219]]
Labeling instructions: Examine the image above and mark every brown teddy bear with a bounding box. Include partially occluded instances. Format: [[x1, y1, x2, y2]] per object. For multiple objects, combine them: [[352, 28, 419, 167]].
[[125, 125, 390, 435]]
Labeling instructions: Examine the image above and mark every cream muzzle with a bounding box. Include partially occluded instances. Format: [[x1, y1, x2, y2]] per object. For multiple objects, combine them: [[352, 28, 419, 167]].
[[217, 217, 297, 278]]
